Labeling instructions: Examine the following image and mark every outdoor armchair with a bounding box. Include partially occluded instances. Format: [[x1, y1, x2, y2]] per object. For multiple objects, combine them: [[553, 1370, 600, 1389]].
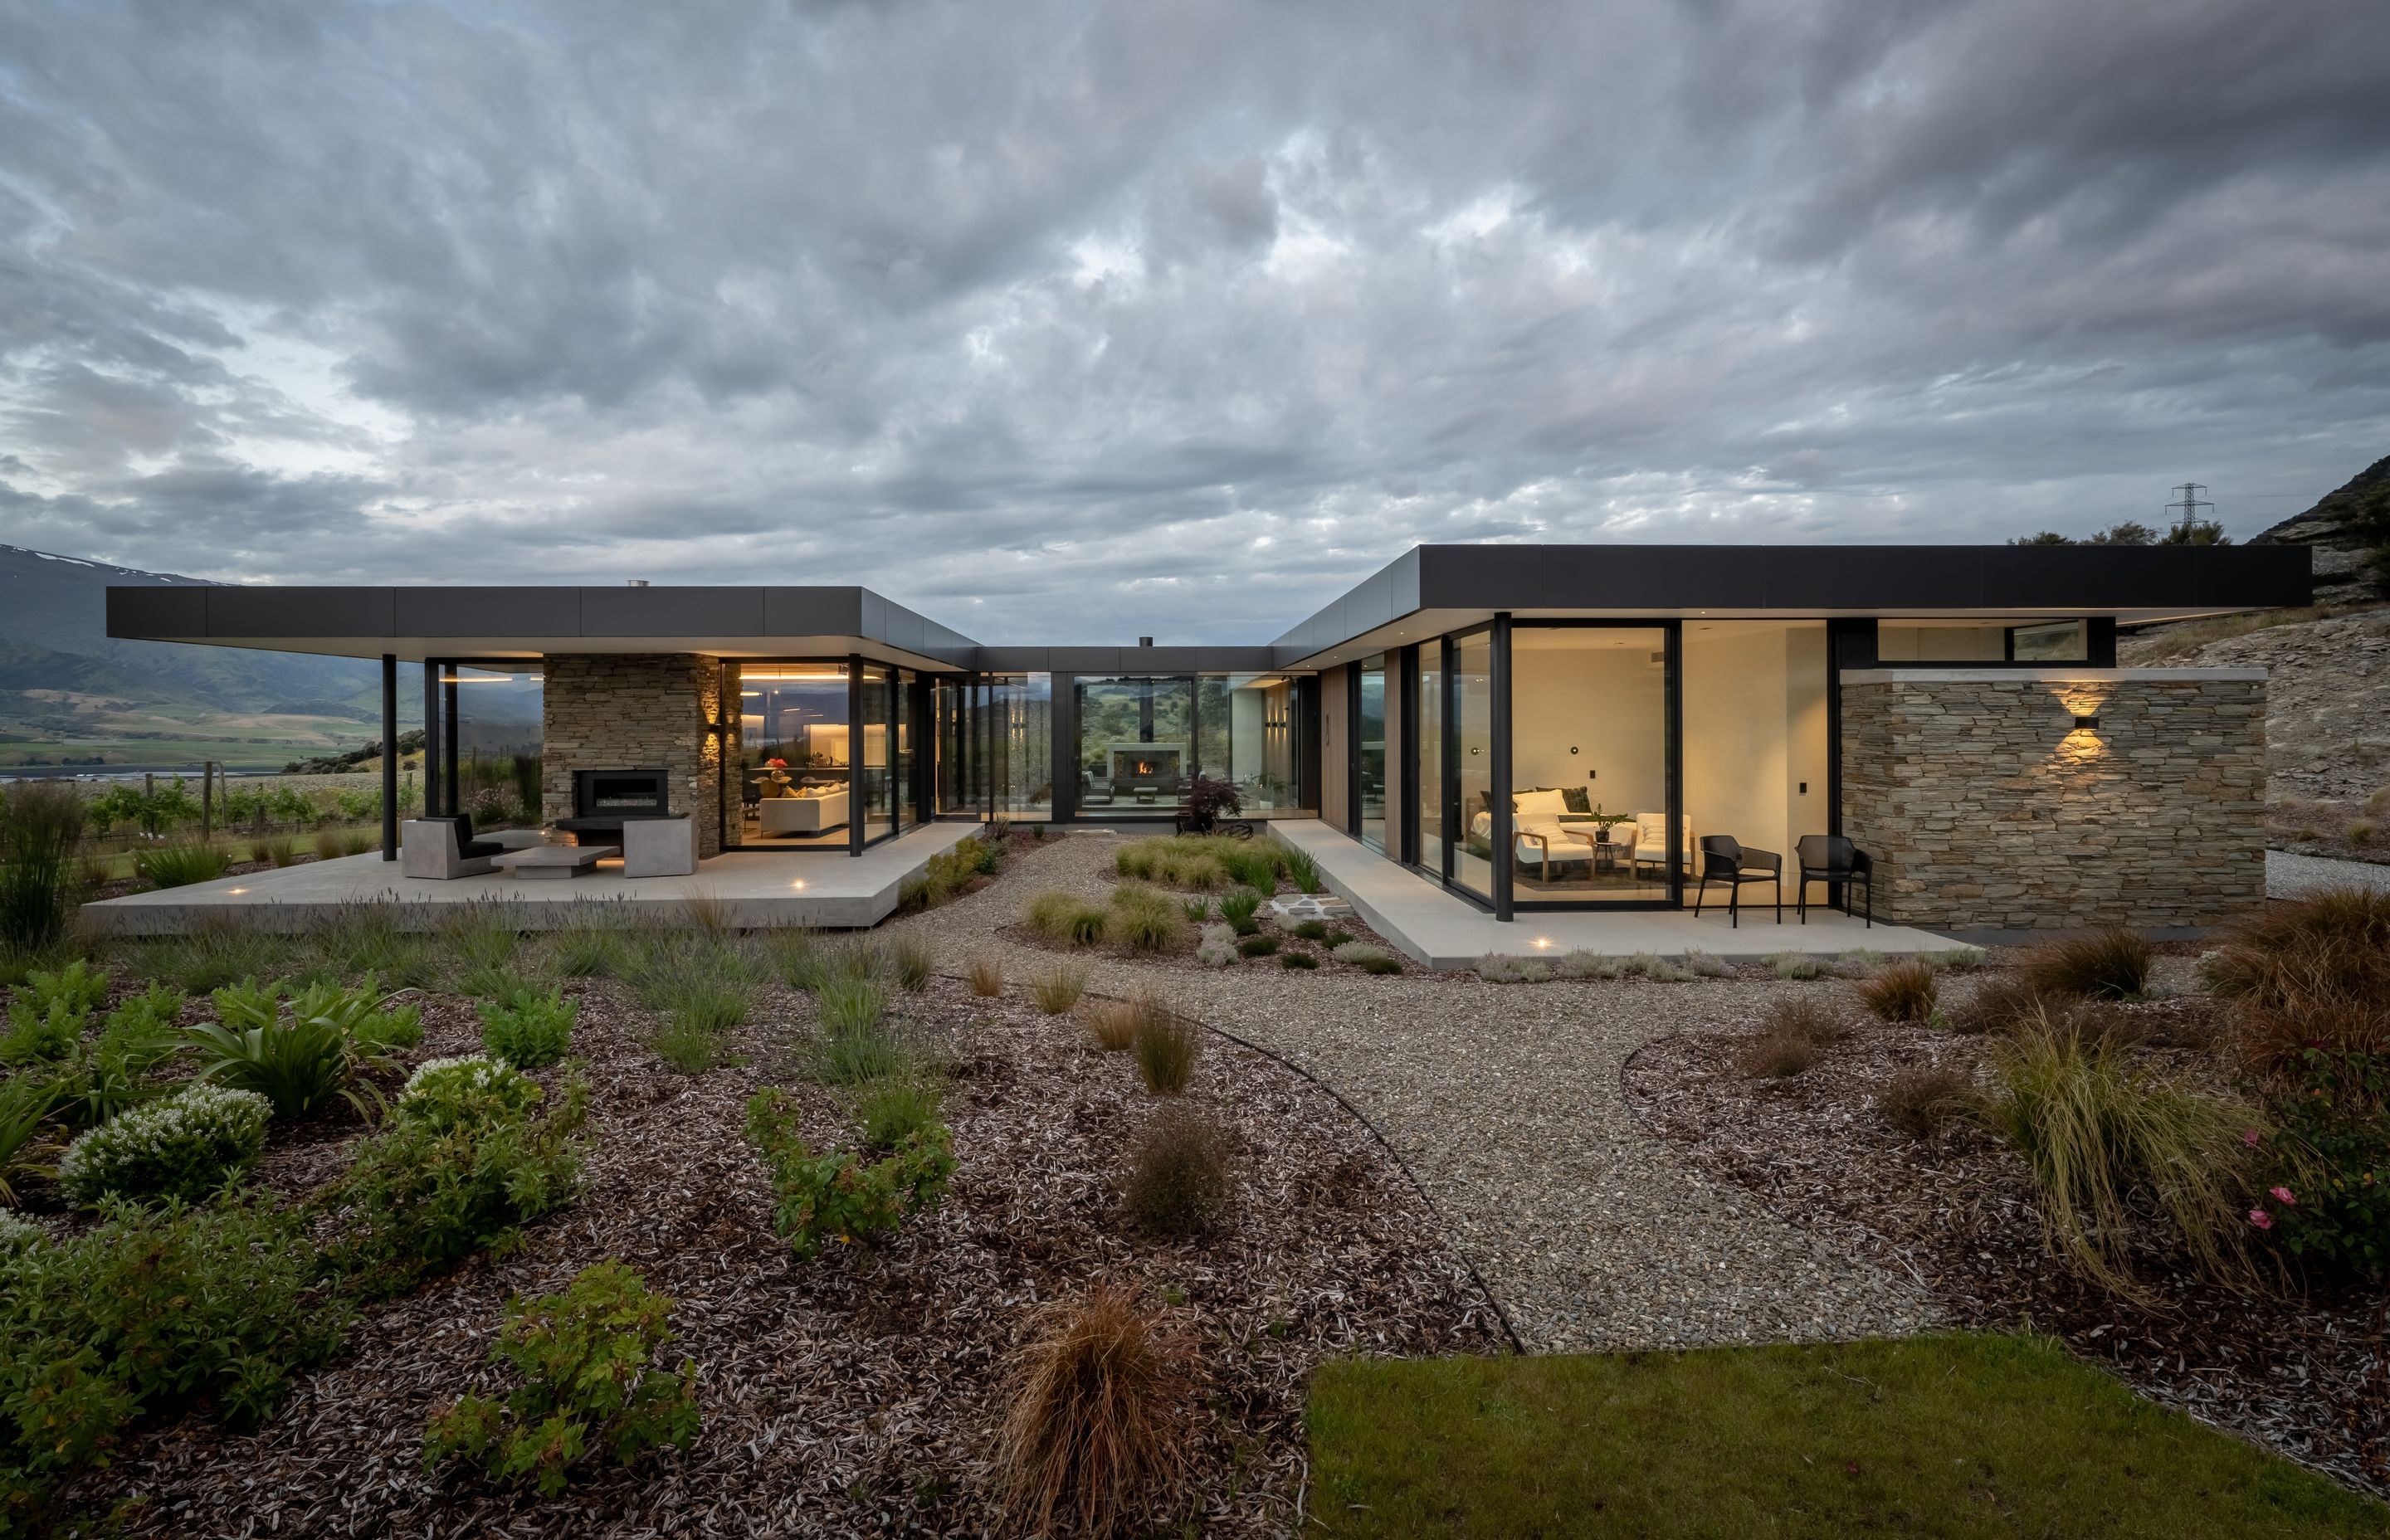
[[1795, 834, 1873, 928], [1692, 835, 1782, 927]]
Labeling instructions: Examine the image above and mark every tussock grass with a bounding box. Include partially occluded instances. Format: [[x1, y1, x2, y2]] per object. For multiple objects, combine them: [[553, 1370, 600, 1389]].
[[964, 953, 1005, 997], [1949, 972, 2056, 1036], [1081, 998, 1140, 1052], [2021, 929, 2152, 1001], [134, 838, 232, 890], [1130, 997, 1199, 1094], [885, 933, 936, 992], [249, 834, 301, 868], [2203, 886, 2390, 1072], [1861, 958, 1938, 1022], [994, 1284, 1188, 1537], [1105, 885, 1188, 954], [1880, 1064, 1974, 1138], [764, 928, 828, 990], [1124, 1104, 1230, 1236], [1029, 962, 1089, 1015], [1983, 1009, 2266, 1296], [854, 1076, 943, 1148], [1735, 997, 1850, 1079], [1025, 889, 1106, 947]]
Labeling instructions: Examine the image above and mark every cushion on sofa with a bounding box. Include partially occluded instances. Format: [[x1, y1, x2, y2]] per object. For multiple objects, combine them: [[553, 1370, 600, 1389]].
[[1515, 788, 1568, 818], [1562, 787, 1591, 813]]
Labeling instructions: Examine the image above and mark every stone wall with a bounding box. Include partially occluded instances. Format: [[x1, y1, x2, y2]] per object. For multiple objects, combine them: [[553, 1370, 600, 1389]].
[[1839, 669, 2266, 930], [540, 654, 727, 859]]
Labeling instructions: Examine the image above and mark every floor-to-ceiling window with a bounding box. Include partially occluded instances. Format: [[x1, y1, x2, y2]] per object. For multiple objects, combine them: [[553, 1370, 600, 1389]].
[[733, 663, 855, 849], [1077, 675, 1193, 813], [1681, 621, 1829, 913], [859, 665, 896, 845], [1357, 655, 1388, 853], [1453, 631, 1495, 900], [1508, 625, 1671, 905], [1195, 674, 1309, 816], [1417, 646, 1444, 880]]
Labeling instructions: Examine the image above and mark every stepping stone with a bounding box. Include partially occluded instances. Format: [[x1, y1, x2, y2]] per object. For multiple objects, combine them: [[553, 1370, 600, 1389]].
[[1266, 894, 1349, 922]]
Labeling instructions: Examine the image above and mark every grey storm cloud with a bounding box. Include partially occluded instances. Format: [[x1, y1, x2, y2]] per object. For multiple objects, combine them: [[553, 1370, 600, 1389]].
[[2, 0, 2388, 641]]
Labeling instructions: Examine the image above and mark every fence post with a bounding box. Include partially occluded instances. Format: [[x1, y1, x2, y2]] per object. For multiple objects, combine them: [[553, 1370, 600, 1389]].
[[202, 760, 213, 841]]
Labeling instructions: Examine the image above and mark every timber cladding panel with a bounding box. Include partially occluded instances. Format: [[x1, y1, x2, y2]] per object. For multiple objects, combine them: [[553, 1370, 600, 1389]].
[[1838, 669, 2266, 930], [540, 653, 728, 859]]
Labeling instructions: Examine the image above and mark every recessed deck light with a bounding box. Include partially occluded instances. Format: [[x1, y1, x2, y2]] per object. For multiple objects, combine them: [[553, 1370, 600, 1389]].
[[226, 887, 246, 894], [790, 879, 807, 889], [1533, 936, 1552, 949]]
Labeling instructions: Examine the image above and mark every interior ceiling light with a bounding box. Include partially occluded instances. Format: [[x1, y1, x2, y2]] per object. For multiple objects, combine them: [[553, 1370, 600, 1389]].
[[440, 674, 515, 683], [742, 670, 848, 681]]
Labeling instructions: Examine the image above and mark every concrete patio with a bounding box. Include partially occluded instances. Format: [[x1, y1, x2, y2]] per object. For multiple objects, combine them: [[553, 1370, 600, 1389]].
[[1266, 818, 1973, 967], [80, 822, 979, 936]]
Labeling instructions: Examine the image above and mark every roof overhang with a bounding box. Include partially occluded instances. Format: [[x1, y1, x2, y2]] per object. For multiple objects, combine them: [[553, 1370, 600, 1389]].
[[1267, 543, 2314, 669]]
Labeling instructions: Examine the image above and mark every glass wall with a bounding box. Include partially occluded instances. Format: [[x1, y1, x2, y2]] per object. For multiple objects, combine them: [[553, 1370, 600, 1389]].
[[1508, 626, 1671, 904], [1194, 674, 1306, 816], [859, 665, 895, 844], [1076, 675, 1192, 812], [1357, 655, 1388, 853], [1877, 618, 2089, 662], [734, 663, 855, 849], [1681, 621, 1830, 909], [1417, 647, 1443, 879], [443, 663, 543, 827], [1453, 631, 1495, 899]]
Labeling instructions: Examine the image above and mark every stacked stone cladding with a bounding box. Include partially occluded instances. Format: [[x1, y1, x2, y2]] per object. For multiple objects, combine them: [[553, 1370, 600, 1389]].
[[539, 654, 726, 859], [1838, 669, 2266, 930]]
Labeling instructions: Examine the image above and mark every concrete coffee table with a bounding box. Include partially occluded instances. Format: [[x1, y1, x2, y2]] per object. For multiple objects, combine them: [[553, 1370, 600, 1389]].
[[491, 844, 618, 880]]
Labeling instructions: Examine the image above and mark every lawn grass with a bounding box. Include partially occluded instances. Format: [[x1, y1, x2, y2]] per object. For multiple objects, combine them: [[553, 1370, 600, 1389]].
[[1306, 1333, 2388, 1539]]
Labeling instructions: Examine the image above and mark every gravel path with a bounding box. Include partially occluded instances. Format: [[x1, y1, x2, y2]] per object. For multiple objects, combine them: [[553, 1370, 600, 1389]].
[[2269, 847, 2390, 897], [892, 835, 1938, 1353]]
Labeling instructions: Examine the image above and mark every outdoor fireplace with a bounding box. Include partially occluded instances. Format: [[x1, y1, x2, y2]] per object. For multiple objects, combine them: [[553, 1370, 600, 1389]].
[[556, 767, 671, 841]]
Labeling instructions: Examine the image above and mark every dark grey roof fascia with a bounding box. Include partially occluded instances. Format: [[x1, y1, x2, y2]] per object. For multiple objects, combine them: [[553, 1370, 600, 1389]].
[[1269, 543, 2312, 663], [107, 584, 978, 668]]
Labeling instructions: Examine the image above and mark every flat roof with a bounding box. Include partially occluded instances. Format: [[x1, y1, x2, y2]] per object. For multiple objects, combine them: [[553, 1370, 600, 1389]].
[[106, 543, 2310, 672]]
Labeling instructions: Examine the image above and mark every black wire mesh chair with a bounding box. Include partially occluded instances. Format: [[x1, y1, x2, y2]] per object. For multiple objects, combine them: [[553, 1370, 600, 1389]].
[[1795, 835, 1873, 928], [1692, 835, 1781, 927]]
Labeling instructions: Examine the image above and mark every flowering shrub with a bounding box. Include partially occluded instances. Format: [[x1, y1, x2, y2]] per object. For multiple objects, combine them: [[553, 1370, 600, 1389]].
[[476, 988, 577, 1069], [1194, 923, 1236, 968], [2256, 1050, 2388, 1281], [336, 1059, 588, 1289], [56, 1084, 271, 1206], [422, 1260, 700, 1496], [0, 1208, 45, 1257], [744, 1088, 954, 1258]]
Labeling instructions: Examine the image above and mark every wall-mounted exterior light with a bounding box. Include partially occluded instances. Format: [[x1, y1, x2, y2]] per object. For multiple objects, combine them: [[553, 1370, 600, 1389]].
[[2072, 714, 2100, 730]]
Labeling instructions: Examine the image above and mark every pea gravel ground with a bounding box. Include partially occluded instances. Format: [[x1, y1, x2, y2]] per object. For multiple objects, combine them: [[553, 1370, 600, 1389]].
[[894, 834, 1937, 1353]]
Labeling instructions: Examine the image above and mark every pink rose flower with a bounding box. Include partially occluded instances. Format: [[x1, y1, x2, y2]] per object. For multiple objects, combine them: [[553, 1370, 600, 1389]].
[[2241, 1128, 2262, 1148], [2270, 1187, 2296, 1206], [2248, 1208, 2274, 1231]]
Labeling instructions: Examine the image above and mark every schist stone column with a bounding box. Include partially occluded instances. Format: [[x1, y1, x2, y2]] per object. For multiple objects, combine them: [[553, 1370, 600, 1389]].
[[1838, 668, 2266, 930], [540, 654, 727, 860]]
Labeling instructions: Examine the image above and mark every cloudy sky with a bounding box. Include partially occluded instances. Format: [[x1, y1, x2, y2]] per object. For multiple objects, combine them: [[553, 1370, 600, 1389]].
[[3, 0, 2388, 642]]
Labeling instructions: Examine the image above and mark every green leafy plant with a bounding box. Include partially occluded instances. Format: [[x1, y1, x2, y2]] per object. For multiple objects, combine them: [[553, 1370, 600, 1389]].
[[1290, 919, 1329, 942], [23, 959, 107, 1016], [183, 976, 412, 1119], [1282, 848, 1323, 894], [1179, 895, 1212, 924], [1219, 846, 1281, 894], [1236, 933, 1278, 958], [744, 1088, 954, 1258], [0, 1076, 64, 1206], [854, 1077, 944, 1149], [0, 995, 85, 1066], [0, 1195, 347, 1524], [423, 1260, 700, 1497], [2022, 929, 2152, 1001], [477, 987, 577, 1069], [55, 1083, 271, 1206], [68, 984, 190, 1126], [334, 1057, 588, 1288]]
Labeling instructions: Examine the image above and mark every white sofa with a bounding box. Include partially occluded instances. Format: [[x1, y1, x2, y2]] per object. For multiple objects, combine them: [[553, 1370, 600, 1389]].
[[759, 788, 848, 835], [1469, 790, 1648, 872]]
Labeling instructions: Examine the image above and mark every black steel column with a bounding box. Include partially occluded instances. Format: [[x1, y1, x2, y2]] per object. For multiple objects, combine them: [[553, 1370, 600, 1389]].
[[1397, 645, 1420, 866], [443, 670, 461, 815], [380, 654, 399, 860], [1490, 613, 1514, 922], [1664, 621, 1684, 907], [1344, 660, 1362, 836], [422, 660, 441, 825], [1051, 674, 1077, 823], [848, 656, 865, 856]]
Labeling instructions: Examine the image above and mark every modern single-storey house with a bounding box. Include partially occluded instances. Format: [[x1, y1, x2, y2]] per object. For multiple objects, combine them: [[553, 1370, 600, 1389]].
[[106, 542, 2309, 931]]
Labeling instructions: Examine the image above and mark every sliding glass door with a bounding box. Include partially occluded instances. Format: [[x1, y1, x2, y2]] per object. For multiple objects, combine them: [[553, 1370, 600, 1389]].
[[1509, 625, 1671, 906]]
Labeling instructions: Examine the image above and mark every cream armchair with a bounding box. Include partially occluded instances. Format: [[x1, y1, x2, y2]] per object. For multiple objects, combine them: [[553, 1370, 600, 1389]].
[[1632, 811, 1693, 875]]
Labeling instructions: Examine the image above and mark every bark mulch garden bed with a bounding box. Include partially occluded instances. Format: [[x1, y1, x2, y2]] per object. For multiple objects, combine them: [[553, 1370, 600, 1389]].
[[71, 971, 1505, 1536], [1623, 982, 2390, 1500]]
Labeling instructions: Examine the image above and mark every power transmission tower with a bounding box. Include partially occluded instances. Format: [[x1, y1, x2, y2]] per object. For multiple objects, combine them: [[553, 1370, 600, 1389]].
[[2166, 481, 2214, 539]]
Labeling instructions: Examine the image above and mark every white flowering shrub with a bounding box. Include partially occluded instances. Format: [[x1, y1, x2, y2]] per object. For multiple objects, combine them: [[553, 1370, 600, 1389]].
[[1557, 949, 1623, 979], [1475, 953, 1526, 982], [0, 1207, 47, 1259], [1329, 941, 1391, 965], [1680, 948, 1734, 978], [57, 1083, 271, 1205], [398, 1055, 542, 1133], [1194, 923, 1237, 968]]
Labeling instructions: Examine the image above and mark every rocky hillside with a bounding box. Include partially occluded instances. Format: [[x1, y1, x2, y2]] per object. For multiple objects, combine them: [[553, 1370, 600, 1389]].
[[2122, 453, 2390, 857]]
